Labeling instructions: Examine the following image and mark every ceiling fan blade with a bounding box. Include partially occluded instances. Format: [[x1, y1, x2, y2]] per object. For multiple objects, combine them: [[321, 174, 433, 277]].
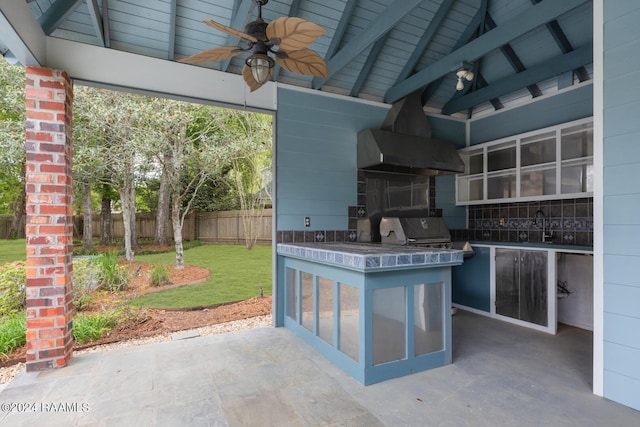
[[242, 64, 273, 92], [266, 17, 327, 52], [178, 46, 244, 64], [203, 19, 258, 43], [276, 48, 328, 79]]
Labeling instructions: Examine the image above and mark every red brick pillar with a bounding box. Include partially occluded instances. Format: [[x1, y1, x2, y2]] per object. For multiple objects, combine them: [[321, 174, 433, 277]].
[[24, 67, 74, 372]]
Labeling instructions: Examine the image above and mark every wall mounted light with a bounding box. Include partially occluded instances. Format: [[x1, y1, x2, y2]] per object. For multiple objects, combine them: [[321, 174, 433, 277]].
[[456, 68, 474, 91]]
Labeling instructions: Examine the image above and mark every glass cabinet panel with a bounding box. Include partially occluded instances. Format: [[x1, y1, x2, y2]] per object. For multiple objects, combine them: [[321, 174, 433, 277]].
[[286, 268, 298, 322], [414, 283, 444, 356], [317, 276, 334, 345], [458, 175, 483, 202], [469, 150, 484, 175], [372, 287, 406, 365], [561, 123, 593, 160], [487, 173, 516, 199], [521, 132, 555, 166], [339, 283, 359, 362], [520, 167, 556, 197], [487, 141, 516, 172], [562, 160, 593, 194], [301, 272, 313, 332]]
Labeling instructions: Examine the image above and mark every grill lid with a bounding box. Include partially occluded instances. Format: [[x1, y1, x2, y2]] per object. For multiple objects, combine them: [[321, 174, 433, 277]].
[[379, 217, 451, 245]]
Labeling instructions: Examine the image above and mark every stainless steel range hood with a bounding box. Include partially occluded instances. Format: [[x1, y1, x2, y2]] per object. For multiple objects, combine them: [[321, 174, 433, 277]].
[[357, 92, 465, 176]]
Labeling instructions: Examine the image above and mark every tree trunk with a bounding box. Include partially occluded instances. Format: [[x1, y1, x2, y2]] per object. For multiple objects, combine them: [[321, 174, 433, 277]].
[[82, 181, 93, 250], [9, 184, 25, 239], [171, 195, 184, 269], [100, 194, 112, 246], [129, 183, 139, 249], [119, 183, 135, 261], [154, 164, 171, 245]]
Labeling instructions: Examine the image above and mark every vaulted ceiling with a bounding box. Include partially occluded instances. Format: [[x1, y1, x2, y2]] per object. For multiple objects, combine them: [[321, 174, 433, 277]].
[[24, 0, 593, 118]]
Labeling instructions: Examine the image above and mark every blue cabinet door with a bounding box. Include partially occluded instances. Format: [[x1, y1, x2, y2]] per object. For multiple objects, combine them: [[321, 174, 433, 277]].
[[451, 246, 491, 312]]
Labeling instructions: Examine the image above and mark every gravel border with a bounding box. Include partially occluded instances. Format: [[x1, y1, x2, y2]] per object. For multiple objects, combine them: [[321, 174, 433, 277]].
[[0, 315, 272, 386]]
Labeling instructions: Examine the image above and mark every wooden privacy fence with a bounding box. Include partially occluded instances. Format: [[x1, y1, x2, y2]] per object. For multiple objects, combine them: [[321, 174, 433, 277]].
[[0, 210, 273, 244]]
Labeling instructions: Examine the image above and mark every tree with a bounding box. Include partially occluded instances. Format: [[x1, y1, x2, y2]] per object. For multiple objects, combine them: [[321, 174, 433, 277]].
[[74, 86, 151, 260], [146, 99, 228, 268], [223, 110, 272, 249], [154, 152, 172, 245], [0, 57, 26, 238]]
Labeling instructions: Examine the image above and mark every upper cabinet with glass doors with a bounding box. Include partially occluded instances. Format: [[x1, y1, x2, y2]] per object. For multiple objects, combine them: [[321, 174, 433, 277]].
[[456, 118, 593, 205]]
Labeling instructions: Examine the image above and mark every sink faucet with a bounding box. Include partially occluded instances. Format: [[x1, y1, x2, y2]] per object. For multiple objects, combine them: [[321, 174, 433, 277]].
[[534, 210, 553, 243]]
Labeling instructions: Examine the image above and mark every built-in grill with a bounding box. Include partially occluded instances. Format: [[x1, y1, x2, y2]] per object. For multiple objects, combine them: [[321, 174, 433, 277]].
[[380, 216, 474, 256]]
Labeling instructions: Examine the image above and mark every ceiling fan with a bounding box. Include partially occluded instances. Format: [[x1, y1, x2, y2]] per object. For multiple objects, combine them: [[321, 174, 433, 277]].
[[179, 0, 329, 92]]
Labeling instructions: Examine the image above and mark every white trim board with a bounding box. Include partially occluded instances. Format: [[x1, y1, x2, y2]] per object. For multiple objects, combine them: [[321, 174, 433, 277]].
[[45, 37, 277, 112]]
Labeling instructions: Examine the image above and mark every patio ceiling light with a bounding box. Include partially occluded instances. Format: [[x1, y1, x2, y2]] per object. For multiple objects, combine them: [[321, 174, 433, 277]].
[[456, 68, 474, 91], [179, 0, 328, 92]]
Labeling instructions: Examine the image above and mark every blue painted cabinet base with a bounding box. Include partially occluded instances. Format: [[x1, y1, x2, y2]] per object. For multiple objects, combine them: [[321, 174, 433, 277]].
[[278, 255, 453, 385]]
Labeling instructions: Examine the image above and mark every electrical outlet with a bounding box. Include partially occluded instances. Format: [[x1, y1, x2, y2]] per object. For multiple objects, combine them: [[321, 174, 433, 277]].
[[304, 217, 310, 227]]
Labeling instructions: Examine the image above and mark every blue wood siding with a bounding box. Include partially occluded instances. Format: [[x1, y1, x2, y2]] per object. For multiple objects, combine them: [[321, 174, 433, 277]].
[[430, 116, 466, 228], [469, 84, 593, 145], [603, 0, 640, 411], [276, 88, 388, 230], [436, 175, 465, 229]]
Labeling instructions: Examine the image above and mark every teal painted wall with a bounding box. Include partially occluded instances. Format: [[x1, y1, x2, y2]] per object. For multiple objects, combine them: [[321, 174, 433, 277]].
[[602, 0, 640, 411], [276, 88, 388, 231], [429, 116, 467, 229], [469, 84, 593, 145]]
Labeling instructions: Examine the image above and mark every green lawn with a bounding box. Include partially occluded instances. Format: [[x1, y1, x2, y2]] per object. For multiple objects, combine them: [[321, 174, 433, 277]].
[[128, 244, 272, 309], [0, 239, 25, 264], [0, 239, 270, 309]]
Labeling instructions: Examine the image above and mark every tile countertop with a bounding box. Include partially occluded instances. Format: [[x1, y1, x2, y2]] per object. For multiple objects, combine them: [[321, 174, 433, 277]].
[[277, 242, 464, 272], [468, 241, 593, 253]]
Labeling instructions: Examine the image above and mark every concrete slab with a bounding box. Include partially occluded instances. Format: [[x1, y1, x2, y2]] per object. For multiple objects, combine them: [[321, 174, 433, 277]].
[[171, 330, 200, 341], [1, 310, 639, 426]]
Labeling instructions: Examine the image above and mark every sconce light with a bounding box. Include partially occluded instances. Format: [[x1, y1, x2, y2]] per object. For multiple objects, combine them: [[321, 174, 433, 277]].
[[455, 68, 474, 91]]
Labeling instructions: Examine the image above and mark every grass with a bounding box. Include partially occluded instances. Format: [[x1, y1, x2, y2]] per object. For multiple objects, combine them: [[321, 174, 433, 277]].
[[0, 312, 26, 358], [129, 244, 272, 309], [0, 239, 271, 310], [0, 239, 25, 264], [72, 312, 117, 344]]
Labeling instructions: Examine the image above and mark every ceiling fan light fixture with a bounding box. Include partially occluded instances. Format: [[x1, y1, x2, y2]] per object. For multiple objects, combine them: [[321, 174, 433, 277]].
[[246, 53, 274, 84]]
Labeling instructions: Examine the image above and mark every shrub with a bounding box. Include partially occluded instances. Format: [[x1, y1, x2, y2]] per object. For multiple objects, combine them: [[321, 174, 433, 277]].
[[0, 312, 26, 358], [96, 252, 129, 292], [0, 261, 26, 317], [73, 257, 104, 311], [72, 312, 117, 344], [150, 264, 170, 287]]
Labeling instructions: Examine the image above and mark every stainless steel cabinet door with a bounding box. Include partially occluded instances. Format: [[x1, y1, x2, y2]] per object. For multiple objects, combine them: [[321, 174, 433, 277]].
[[519, 250, 548, 326], [495, 249, 548, 327], [495, 249, 519, 319]]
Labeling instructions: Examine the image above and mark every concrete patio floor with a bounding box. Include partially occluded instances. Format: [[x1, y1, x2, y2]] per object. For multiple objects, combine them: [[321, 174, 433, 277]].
[[1, 310, 638, 426]]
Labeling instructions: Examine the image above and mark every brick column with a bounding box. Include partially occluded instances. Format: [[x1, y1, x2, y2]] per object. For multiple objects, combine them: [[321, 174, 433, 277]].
[[24, 67, 74, 372]]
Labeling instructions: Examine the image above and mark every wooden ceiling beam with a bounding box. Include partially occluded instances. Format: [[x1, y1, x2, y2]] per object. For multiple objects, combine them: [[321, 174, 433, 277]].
[[385, 0, 589, 103], [221, 0, 256, 72], [38, 0, 83, 35], [312, 0, 423, 89], [441, 44, 592, 115]]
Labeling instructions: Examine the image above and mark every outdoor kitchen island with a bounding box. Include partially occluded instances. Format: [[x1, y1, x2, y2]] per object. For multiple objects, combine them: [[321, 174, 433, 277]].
[[277, 242, 464, 385]]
